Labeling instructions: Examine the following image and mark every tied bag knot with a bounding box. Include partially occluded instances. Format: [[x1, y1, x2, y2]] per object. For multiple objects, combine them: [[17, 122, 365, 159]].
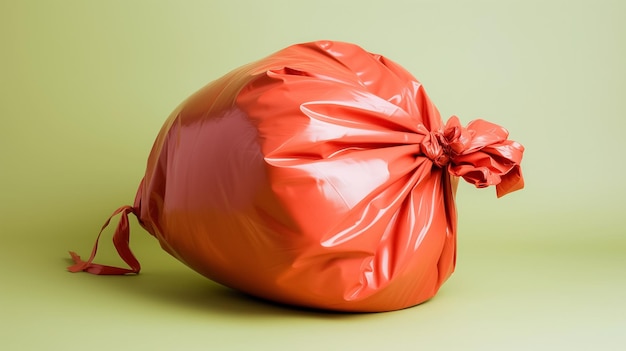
[[419, 116, 525, 198]]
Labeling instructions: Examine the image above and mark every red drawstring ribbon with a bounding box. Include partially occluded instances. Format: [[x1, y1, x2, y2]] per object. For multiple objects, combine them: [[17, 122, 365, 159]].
[[68, 205, 141, 275]]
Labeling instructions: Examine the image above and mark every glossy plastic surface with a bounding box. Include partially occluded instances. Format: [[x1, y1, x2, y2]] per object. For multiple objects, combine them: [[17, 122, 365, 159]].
[[69, 41, 524, 312]]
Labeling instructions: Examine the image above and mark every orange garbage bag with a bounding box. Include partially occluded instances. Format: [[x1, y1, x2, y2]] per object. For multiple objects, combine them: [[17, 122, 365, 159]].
[[68, 41, 524, 312]]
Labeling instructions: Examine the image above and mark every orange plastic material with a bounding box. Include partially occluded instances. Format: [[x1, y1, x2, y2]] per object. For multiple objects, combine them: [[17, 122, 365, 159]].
[[68, 41, 524, 312]]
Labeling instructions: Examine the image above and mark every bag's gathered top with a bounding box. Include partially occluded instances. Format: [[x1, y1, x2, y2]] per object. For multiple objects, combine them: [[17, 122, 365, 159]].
[[68, 41, 524, 312]]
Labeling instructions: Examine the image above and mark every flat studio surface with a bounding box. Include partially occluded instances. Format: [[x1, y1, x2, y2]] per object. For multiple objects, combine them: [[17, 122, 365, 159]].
[[1, 1, 624, 350]]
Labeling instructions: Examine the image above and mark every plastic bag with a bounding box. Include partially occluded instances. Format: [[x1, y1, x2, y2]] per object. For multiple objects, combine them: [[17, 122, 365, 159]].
[[68, 41, 524, 312]]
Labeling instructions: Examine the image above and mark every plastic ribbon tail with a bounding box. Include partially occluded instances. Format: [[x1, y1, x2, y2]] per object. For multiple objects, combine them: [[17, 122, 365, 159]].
[[67, 205, 141, 275], [419, 116, 524, 198]]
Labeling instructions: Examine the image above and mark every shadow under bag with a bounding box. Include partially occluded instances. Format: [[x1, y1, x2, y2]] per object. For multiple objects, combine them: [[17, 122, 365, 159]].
[[68, 40, 524, 312]]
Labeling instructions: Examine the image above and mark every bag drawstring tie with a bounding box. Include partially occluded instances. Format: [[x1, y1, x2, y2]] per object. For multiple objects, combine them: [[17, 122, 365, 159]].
[[68, 205, 140, 275]]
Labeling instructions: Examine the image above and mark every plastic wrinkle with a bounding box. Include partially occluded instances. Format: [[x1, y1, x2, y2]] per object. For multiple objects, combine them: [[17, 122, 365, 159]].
[[68, 41, 524, 312]]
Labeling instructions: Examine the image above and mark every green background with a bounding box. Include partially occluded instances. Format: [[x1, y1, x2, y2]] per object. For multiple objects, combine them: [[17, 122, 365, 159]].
[[1, 0, 624, 350]]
